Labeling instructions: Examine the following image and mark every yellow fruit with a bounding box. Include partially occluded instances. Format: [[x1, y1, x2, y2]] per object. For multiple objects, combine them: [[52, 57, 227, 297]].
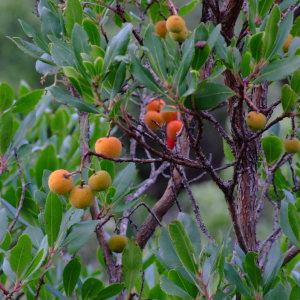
[[166, 15, 186, 33], [284, 138, 300, 153], [144, 111, 164, 130], [146, 99, 165, 112], [246, 111, 267, 131], [88, 170, 112, 191], [169, 28, 188, 42], [108, 235, 128, 253], [69, 185, 94, 209], [283, 33, 293, 52], [48, 169, 73, 195], [155, 20, 167, 38], [95, 137, 122, 159]]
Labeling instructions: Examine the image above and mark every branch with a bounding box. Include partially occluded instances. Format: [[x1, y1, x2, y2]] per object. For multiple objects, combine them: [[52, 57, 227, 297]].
[[283, 246, 300, 266], [167, 0, 178, 15], [176, 165, 215, 242]]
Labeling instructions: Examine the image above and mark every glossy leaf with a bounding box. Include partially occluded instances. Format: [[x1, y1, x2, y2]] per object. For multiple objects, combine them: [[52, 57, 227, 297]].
[[168, 221, 197, 274], [9, 234, 32, 278], [281, 84, 297, 112], [47, 86, 100, 114], [63, 257, 81, 296], [13, 89, 44, 114], [262, 135, 283, 165], [0, 82, 14, 112], [98, 283, 124, 300], [255, 56, 300, 83], [243, 252, 262, 290], [122, 240, 143, 291], [185, 82, 235, 111], [82, 278, 104, 300], [0, 112, 13, 155], [44, 192, 63, 247], [65, 0, 83, 36], [103, 23, 132, 72]]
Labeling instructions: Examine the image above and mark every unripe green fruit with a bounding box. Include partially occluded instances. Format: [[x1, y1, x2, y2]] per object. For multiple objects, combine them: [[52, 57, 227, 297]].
[[108, 235, 128, 253], [246, 111, 267, 131], [169, 28, 188, 42], [88, 170, 112, 191], [284, 138, 300, 153]]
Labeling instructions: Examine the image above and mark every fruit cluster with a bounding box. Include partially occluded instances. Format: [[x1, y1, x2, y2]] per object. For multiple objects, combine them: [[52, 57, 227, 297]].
[[47, 136, 129, 252], [144, 99, 183, 149], [155, 15, 188, 42]]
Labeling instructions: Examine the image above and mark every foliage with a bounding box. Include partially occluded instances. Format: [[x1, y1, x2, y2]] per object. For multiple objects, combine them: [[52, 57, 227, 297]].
[[0, 0, 299, 299]]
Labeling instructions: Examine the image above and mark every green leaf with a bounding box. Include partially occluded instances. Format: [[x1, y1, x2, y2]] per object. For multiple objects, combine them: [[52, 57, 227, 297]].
[[258, 0, 273, 17], [103, 23, 132, 73], [65, 0, 83, 36], [122, 240, 142, 291], [179, 0, 200, 16], [291, 15, 300, 37], [263, 5, 280, 58], [131, 56, 166, 96], [63, 257, 81, 296], [168, 269, 198, 298], [174, 33, 195, 95], [250, 32, 264, 61], [40, 7, 62, 38], [160, 275, 193, 299], [24, 236, 48, 280], [111, 62, 127, 98], [64, 220, 97, 254], [290, 285, 300, 300], [184, 82, 235, 111], [35, 144, 58, 187], [9, 37, 46, 62], [168, 221, 197, 274], [13, 89, 44, 114], [255, 56, 300, 83], [280, 199, 300, 247], [0, 112, 13, 155], [267, 12, 293, 60], [291, 69, 300, 94], [9, 234, 32, 278], [51, 40, 77, 67], [243, 252, 262, 290], [44, 192, 63, 247], [263, 242, 283, 288], [97, 283, 124, 300], [223, 139, 235, 161], [83, 18, 100, 46], [144, 25, 167, 80], [262, 135, 283, 165], [240, 51, 251, 77], [224, 263, 252, 297], [82, 278, 104, 300], [0, 82, 14, 112], [47, 86, 100, 114], [72, 24, 90, 74], [0, 209, 8, 243], [281, 84, 297, 112], [264, 284, 288, 300]]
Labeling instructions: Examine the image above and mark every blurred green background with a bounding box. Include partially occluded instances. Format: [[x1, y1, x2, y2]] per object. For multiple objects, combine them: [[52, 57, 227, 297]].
[[0, 0, 40, 88]]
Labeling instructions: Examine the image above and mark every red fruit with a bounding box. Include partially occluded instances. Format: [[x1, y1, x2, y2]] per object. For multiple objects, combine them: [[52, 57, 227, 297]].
[[166, 137, 176, 150], [166, 120, 183, 140], [146, 99, 165, 112]]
